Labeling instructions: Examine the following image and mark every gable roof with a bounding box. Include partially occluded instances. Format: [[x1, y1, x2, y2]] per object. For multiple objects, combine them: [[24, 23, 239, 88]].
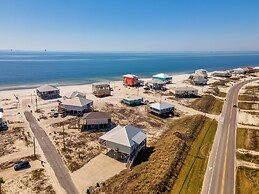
[[82, 112, 111, 120], [153, 73, 172, 79], [36, 84, 59, 92], [64, 91, 86, 99], [149, 102, 174, 110], [62, 96, 93, 107], [100, 125, 146, 147]]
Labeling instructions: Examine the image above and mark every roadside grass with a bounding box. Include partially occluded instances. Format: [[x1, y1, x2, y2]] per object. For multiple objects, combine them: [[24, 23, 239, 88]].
[[236, 128, 259, 152], [190, 95, 223, 115], [238, 102, 259, 110], [207, 87, 227, 98], [97, 115, 217, 194], [238, 95, 259, 101], [236, 166, 259, 194], [170, 118, 217, 194], [211, 79, 230, 87]]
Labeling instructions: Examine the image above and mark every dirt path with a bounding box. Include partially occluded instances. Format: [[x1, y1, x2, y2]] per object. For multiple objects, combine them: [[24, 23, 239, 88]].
[[237, 160, 259, 169], [24, 111, 78, 194]]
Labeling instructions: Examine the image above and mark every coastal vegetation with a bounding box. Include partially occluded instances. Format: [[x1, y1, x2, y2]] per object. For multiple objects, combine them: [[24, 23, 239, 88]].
[[236, 128, 259, 152], [236, 166, 259, 194], [189, 95, 223, 115], [170, 118, 217, 194], [96, 115, 217, 194], [208, 86, 227, 98], [238, 102, 259, 110], [238, 94, 259, 101]]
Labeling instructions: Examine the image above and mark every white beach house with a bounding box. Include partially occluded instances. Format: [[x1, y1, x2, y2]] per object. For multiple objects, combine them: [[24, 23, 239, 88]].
[[99, 125, 146, 168], [59, 96, 93, 115], [195, 69, 208, 78], [172, 87, 198, 97], [148, 102, 175, 117], [189, 73, 208, 85]]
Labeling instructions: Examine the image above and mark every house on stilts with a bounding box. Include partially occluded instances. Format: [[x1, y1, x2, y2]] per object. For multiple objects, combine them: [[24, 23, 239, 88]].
[[99, 125, 146, 169]]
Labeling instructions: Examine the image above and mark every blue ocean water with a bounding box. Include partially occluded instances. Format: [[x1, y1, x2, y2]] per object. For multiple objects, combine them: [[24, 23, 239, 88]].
[[0, 51, 259, 90]]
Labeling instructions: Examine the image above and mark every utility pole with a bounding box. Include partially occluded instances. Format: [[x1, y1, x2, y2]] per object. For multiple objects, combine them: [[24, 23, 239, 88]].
[[63, 124, 65, 149], [35, 95, 38, 110], [33, 137, 36, 157]]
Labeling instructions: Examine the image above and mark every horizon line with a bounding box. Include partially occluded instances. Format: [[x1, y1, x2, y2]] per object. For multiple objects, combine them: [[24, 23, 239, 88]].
[[1, 49, 259, 53]]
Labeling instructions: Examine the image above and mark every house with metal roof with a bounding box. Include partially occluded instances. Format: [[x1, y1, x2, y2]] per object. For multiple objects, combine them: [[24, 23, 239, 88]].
[[146, 79, 166, 90], [99, 125, 146, 168], [79, 112, 112, 131], [212, 70, 231, 78], [92, 82, 111, 97], [63, 91, 86, 99], [59, 96, 93, 115], [189, 74, 208, 85], [36, 84, 60, 99], [153, 73, 172, 83], [172, 87, 198, 97], [122, 96, 143, 106], [148, 102, 175, 117]]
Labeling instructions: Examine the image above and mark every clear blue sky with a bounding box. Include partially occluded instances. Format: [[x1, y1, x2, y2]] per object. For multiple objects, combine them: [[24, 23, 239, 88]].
[[0, 0, 259, 51]]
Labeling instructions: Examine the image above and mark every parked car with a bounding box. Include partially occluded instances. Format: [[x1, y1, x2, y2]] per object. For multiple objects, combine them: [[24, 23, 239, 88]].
[[14, 161, 30, 171], [61, 112, 67, 118], [144, 87, 150, 90], [53, 111, 59, 118]]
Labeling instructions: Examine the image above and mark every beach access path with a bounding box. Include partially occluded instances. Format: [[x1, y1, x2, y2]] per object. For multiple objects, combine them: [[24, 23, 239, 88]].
[[24, 111, 79, 194]]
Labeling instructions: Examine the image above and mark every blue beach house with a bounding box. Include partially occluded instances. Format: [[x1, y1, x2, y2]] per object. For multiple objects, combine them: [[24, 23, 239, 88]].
[[153, 73, 172, 83]]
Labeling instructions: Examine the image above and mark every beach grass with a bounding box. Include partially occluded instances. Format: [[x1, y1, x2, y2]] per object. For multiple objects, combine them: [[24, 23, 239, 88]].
[[190, 95, 223, 115], [97, 115, 217, 194], [236, 128, 259, 152], [236, 166, 259, 194], [170, 118, 217, 194]]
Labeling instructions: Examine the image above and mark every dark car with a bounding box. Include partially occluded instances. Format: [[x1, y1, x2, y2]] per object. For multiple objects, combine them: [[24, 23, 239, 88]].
[[61, 112, 67, 118], [144, 87, 150, 90], [233, 104, 238, 108], [14, 161, 30, 171], [53, 111, 59, 118]]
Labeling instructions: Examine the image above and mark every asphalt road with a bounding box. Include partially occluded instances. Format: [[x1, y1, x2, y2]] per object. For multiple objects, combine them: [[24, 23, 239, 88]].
[[201, 78, 259, 194], [24, 111, 79, 194]]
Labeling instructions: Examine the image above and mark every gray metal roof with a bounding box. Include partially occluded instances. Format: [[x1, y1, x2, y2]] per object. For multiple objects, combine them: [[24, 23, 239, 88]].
[[100, 125, 146, 147], [36, 84, 59, 92], [62, 96, 93, 107], [149, 102, 174, 110]]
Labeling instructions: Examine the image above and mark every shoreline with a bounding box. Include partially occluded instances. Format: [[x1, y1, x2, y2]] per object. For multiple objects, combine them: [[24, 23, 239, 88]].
[[0, 71, 193, 92]]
